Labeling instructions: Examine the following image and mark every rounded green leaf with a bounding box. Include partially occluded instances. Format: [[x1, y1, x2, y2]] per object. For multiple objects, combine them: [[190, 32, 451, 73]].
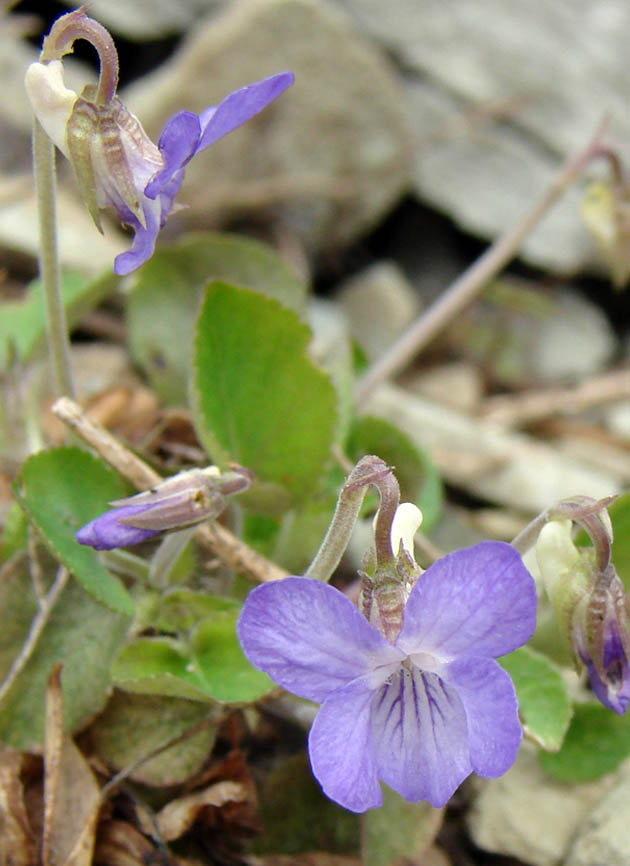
[[90, 691, 217, 786], [15, 447, 134, 614], [500, 646, 572, 752], [112, 610, 272, 704], [539, 702, 630, 782], [126, 232, 307, 405], [0, 568, 129, 750], [362, 787, 443, 866], [192, 281, 337, 510]]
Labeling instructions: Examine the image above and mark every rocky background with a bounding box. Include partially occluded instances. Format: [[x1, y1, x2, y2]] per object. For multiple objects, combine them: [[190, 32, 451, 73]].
[[2, 1, 630, 864]]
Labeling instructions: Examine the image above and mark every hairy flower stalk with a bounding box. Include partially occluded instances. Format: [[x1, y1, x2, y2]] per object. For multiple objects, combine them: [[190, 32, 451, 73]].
[[536, 496, 630, 714], [76, 465, 252, 550], [238, 459, 537, 812], [25, 7, 294, 276]]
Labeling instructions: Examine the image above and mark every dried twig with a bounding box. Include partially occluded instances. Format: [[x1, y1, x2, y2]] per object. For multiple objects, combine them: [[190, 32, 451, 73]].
[[481, 368, 630, 427], [355, 120, 611, 402], [52, 397, 288, 583]]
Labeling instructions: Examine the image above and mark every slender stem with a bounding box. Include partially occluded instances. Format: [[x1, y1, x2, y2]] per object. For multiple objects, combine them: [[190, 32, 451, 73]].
[[511, 510, 551, 555], [32, 119, 74, 398], [149, 526, 197, 589], [355, 121, 610, 403], [0, 566, 69, 705], [101, 548, 150, 582], [305, 456, 395, 582]]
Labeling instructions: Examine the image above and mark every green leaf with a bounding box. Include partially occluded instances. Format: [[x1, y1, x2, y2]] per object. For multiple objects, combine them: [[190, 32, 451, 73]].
[[539, 702, 630, 782], [0, 500, 28, 562], [156, 588, 239, 633], [347, 415, 443, 528], [0, 567, 129, 750], [500, 646, 572, 751], [192, 281, 337, 510], [15, 448, 134, 614], [252, 751, 359, 855], [362, 786, 443, 866], [609, 493, 630, 590], [0, 270, 118, 370], [90, 691, 218, 786], [112, 609, 272, 703], [126, 232, 307, 405]]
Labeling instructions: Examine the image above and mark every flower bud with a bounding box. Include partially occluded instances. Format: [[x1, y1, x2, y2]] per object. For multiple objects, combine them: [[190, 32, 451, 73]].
[[536, 514, 630, 714], [76, 465, 251, 550]]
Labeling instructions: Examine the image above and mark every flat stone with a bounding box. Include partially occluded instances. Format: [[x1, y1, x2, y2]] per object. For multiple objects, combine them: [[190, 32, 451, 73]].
[[336, 261, 422, 361], [565, 766, 630, 866], [468, 744, 621, 866], [124, 0, 413, 252], [333, 0, 630, 274]]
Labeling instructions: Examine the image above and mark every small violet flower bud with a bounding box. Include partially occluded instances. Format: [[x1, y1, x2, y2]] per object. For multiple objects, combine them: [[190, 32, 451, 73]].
[[536, 511, 630, 714], [76, 465, 251, 550], [25, 8, 294, 275]]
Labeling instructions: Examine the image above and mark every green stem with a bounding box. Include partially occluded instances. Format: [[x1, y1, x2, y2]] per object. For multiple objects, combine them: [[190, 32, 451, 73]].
[[101, 548, 150, 583], [305, 456, 396, 583], [32, 119, 74, 398]]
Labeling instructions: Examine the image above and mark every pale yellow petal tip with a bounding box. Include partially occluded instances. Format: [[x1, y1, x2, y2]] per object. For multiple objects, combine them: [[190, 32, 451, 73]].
[[25, 60, 77, 157], [535, 519, 578, 583], [391, 502, 423, 556]]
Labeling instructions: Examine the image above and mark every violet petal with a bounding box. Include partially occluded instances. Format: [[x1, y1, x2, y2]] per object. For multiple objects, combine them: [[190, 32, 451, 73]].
[[308, 677, 382, 813], [237, 577, 403, 703], [196, 71, 294, 152], [441, 656, 523, 776], [113, 201, 160, 275], [581, 619, 630, 714], [144, 110, 201, 200], [76, 503, 158, 550], [396, 542, 537, 660], [371, 668, 471, 807]]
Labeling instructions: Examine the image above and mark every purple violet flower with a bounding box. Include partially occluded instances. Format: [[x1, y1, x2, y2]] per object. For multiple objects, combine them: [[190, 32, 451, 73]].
[[113, 72, 294, 275], [25, 14, 293, 275], [238, 541, 536, 813], [76, 503, 159, 550]]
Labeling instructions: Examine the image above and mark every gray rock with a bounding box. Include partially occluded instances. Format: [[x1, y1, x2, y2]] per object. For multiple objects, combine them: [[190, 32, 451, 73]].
[[336, 261, 422, 361], [526, 289, 617, 382], [564, 766, 630, 866], [58, 0, 220, 39], [468, 744, 621, 866], [123, 0, 413, 252], [332, 0, 630, 274]]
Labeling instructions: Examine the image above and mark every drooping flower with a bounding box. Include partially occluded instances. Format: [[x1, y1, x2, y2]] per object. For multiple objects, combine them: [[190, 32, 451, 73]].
[[76, 465, 251, 551], [25, 8, 293, 275], [238, 541, 536, 812], [536, 514, 630, 715]]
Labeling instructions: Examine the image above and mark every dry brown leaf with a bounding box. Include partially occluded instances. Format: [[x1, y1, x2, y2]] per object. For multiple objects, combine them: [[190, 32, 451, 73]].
[[0, 748, 38, 866], [247, 856, 361, 866], [93, 820, 158, 866], [42, 664, 101, 866], [155, 779, 248, 841]]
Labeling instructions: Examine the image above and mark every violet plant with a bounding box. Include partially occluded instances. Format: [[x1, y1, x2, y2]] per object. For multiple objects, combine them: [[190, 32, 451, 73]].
[[3, 7, 630, 853]]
